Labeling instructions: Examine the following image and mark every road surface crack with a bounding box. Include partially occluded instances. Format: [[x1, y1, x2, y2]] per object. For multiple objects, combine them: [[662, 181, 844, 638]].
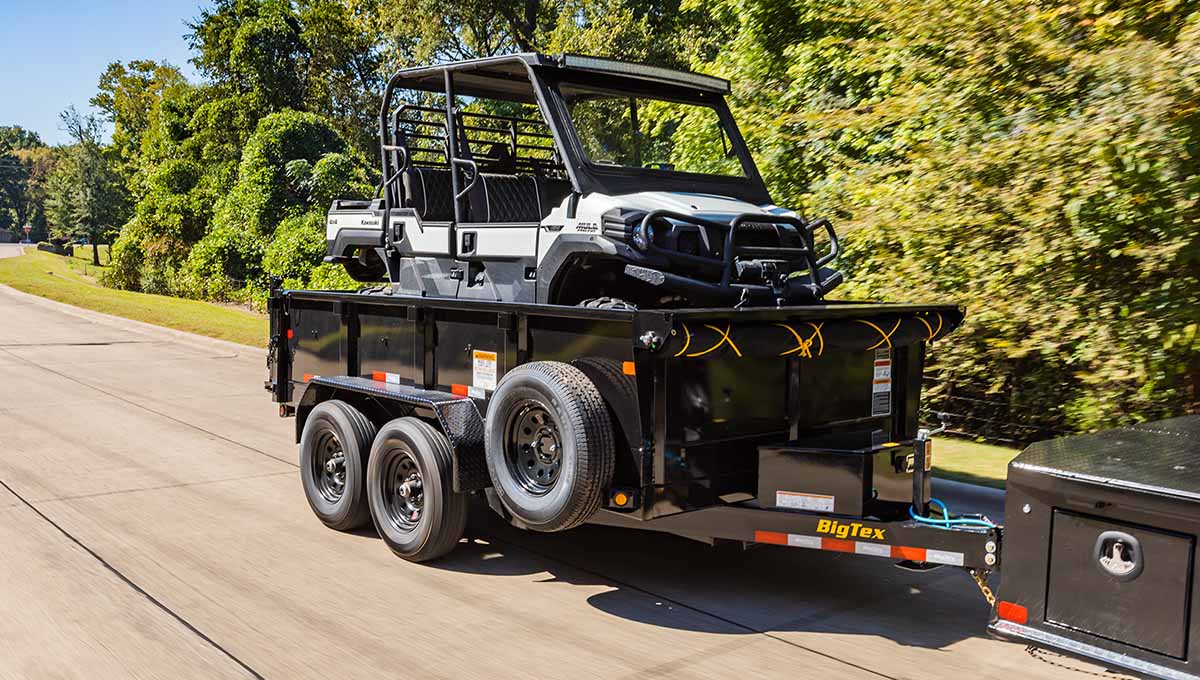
[[0, 476, 266, 680]]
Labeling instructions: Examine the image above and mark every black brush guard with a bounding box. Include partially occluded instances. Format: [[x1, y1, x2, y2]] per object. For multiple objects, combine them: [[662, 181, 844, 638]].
[[626, 210, 843, 304]]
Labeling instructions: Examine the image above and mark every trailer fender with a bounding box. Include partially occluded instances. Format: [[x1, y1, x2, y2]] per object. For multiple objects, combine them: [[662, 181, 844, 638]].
[[295, 376, 490, 493]]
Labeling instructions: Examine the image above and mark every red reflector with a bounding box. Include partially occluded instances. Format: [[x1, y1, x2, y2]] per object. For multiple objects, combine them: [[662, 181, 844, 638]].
[[451, 384, 469, 396], [286, 329, 294, 339], [754, 530, 788, 545], [821, 538, 856, 553], [372, 371, 386, 382], [997, 601, 1028, 625]]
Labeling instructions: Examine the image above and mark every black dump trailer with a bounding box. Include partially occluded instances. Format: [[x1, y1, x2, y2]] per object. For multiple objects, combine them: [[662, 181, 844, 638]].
[[266, 283, 1198, 679]]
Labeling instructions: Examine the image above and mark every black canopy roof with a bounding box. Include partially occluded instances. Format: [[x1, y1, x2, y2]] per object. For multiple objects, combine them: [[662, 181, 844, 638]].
[[388, 53, 731, 102]]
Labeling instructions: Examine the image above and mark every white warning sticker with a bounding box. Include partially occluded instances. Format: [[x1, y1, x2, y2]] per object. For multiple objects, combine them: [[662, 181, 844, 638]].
[[871, 347, 892, 416], [776, 490, 835, 513], [472, 350, 497, 391]]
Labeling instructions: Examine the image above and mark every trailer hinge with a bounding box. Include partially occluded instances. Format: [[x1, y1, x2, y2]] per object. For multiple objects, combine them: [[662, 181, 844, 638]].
[[969, 568, 996, 607]]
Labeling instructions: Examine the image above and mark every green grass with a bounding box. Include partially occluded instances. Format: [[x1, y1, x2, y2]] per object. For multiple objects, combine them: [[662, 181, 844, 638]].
[[932, 437, 1020, 489], [0, 250, 266, 347], [70, 244, 111, 264]]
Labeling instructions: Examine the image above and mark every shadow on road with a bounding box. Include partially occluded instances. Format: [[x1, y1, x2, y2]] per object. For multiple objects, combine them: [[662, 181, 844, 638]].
[[405, 503, 997, 650]]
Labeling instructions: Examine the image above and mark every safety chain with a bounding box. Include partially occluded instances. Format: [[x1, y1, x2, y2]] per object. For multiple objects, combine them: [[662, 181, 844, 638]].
[[1025, 646, 1135, 679], [969, 568, 996, 607]]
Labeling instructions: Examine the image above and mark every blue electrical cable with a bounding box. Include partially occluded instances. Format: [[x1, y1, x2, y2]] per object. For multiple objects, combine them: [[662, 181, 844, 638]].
[[910, 497, 996, 529]]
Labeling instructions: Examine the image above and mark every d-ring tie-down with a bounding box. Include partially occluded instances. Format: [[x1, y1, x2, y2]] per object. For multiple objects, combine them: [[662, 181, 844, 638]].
[[775, 322, 825, 358], [687, 324, 743, 358], [857, 318, 902, 350]]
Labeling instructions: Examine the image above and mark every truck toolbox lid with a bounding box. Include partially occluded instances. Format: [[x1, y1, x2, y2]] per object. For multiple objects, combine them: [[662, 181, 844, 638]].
[[1011, 416, 1200, 502]]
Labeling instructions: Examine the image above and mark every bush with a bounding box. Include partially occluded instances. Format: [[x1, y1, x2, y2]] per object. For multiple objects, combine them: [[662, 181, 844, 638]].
[[176, 223, 266, 301], [262, 212, 326, 286], [213, 110, 348, 237]]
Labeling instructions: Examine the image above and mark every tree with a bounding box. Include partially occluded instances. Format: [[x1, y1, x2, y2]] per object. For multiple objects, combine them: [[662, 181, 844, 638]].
[[91, 60, 188, 185], [0, 126, 44, 151], [44, 108, 129, 265]]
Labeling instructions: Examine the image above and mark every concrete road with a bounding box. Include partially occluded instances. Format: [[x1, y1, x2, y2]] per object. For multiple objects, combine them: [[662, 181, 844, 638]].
[[0, 276, 1116, 680]]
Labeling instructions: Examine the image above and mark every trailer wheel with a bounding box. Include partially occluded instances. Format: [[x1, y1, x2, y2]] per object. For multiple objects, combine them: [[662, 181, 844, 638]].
[[485, 361, 615, 532], [578, 297, 637, 311], [366, 417, 468, 562], [299, 400, 377, 531]]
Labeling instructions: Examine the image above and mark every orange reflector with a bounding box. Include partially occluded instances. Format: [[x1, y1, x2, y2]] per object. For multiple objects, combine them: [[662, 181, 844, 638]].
[[451, 384, 470, 396], [997, 601, 1028, 625], [372, 371, 387, 382], [822, 538, 856, 554], [622, 361, 636, 376], [302, 374, 314, 382], [613, 492, 629, 506], [925, 440, 934, 471], [753, 530, 788, 545], [891, 545, 927, 562]]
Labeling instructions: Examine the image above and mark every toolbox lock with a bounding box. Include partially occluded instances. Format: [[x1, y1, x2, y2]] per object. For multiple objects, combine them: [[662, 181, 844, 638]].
[[1095, 531, 1143, 581]]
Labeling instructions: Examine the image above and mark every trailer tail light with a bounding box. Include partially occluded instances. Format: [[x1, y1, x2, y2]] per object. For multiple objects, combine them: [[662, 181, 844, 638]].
[[996, 601, 1028, 625]]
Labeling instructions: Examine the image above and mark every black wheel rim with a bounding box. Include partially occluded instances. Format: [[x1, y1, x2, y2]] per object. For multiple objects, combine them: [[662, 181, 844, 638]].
[[312, 430, 347, 503], [505, 400, 562, 495], [381, 446, 423, 531]]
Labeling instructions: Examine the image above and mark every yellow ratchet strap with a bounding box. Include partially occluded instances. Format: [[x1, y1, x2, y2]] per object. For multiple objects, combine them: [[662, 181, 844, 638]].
[[857, 318, 902, 350], [673, 323, 693, 358], [775, 322, 825, 358], [687, 324, 743, 358]]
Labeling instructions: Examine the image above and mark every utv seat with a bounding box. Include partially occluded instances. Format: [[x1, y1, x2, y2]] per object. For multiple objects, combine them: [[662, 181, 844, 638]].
[[403, 167, 455, 222], [478, 173, 543, 223], [404, 166, 556, 224]]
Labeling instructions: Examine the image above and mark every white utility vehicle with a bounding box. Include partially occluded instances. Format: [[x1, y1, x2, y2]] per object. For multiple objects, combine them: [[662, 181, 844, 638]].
[[325, 53, 841, 309]]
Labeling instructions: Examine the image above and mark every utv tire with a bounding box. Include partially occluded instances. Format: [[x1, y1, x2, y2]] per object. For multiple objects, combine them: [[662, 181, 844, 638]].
[[367, 417, 468, 562], [485, 361, 615, 532], [300, 400, 377, 531], [341, 249, 388, 282], [578, 297, 637, 311]]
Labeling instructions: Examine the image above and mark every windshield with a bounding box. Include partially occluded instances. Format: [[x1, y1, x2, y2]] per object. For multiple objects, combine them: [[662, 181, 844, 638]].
[[559, 84, 747, 177]]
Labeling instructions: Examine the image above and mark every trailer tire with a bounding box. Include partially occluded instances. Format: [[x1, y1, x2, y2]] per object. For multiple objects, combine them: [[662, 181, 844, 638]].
[[299, 400, 377, 531], [485, 361, 615, 532], [367, 417, 468, 562], [578, 297, 637, 311]]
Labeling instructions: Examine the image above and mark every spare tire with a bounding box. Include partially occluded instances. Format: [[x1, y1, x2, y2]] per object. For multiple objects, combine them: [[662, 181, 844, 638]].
[[484, 361, 615, 532]]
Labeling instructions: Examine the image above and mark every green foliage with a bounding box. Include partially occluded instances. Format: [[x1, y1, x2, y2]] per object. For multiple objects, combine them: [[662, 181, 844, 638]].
[[44, 109, 129, 263], [211, 110, 349, 237], [176, 222, 268, 300], [692, 0, 1200, 436]]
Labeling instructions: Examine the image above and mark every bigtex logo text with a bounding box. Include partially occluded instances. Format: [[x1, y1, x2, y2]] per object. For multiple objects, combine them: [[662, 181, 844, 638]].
[[816, 519, 886, 541]]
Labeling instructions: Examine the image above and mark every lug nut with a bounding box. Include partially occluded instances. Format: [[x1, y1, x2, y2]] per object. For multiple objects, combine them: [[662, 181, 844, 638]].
[[985, 540, 997, 553], [984, 553, 997, 566]]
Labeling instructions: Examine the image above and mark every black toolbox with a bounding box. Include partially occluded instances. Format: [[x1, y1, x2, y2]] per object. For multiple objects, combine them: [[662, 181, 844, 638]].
[[992, 416, 1200, 679]]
